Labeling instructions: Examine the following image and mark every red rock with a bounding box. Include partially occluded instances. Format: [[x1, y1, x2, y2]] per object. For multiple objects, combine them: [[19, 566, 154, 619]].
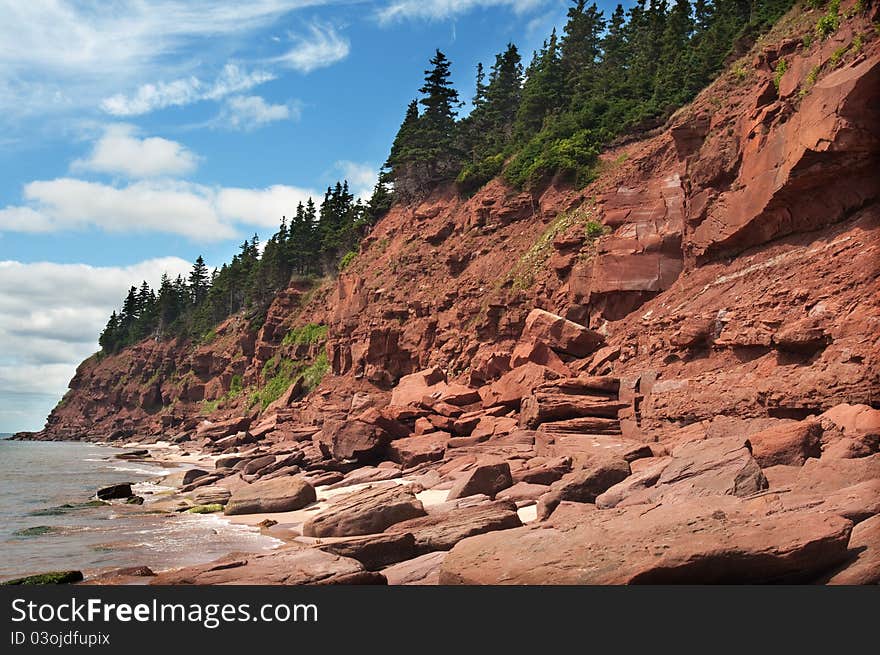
[[537, 458, 631, 519], [439, 496, 853, 584], [747, 420, 822, 467], [151, 548, 385, 585], [381, 552, 446, 585], [820, 404, 880, 436], [390, 367, 448, 407], [314, 417, 392, 462], [387, 433, 448, 468], [196, 416, 252, 440], [793, 455, 880, 495], [302, 484, 426, 538], [514, 456, 572, 485], [446, 461, 513, 501], [386, 500, 522, 553], [497, 482, 550, 503], [596, 457, 672, 509], [326, 465, 402, 490], [224, 475, 316, 515], [480, 363, 562, 409], [510, 340, 572, 376], [438, 384, 481, 406], [521, 309, 604, 358], [609, 437, 768, 508], [470, 415, 518, 440], [316, 533, 417, 571], [823, 514, 880, 585], [772, 318, 830, 353]]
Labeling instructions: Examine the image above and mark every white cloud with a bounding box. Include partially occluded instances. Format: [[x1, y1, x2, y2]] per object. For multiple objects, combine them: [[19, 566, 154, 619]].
[[215, 95, 298, 131], [274, 23, 351, 73], [335, 160, 379, 199], [0, 257, 193, 431], [217, 184, 317, 227], [71, 124, 200, 178], [377, 0, 547, 23], [0, 1, 332, 119], [100, 64, 276, 116], [0, 178, 321, 241]]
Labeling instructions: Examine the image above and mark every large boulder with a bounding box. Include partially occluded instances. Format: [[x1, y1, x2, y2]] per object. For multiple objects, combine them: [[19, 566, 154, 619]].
[[96, 483, 132, 500], [224, 476, 316, 515], [316, 533, 417, 571], [303, 484, 426, 538], [390, 367, 448, 407], [314, 416, 393, 462], [385, 501, 522, 553], [439, 496, 853, 584], [196, 416, 252, 441], [387, 433, 448, 468], [520, 309, 604, 358], [538, 458, 631, 519], [602, 437, 768, 508], [747, 421, 822, 467], [446, 461, 513, 500], [480, 363, 561, 409]]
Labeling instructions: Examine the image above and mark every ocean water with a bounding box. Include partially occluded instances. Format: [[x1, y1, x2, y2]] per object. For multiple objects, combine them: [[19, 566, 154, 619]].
[[0, 439, 280, 582]]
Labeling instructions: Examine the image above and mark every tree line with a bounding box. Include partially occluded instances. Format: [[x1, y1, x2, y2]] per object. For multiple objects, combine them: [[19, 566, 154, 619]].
[[99, 181, 379, 354], [373, 0, 796, 198]]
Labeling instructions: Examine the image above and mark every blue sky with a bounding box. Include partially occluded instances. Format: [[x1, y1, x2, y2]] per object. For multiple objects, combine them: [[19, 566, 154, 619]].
[[0, 0, 628, 432]]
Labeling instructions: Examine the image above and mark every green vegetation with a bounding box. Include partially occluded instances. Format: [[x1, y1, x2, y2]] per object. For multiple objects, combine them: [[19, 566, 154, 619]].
[[185, 504, 224, 514], [283, 323, 328, 347], [13, 526, 57, 537], [773, 58, 788, 90], [816, 0, 841, 39], [509, 204, 597, 290], [301, 351, 330, 391], [338, 250, 358, 271], [374, 0, 798, 200], [2, 571, 84, 585]]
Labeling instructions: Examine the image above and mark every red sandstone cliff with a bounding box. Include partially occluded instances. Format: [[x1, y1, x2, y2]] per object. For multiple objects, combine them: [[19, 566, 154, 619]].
[[31, 5, 879, 445]]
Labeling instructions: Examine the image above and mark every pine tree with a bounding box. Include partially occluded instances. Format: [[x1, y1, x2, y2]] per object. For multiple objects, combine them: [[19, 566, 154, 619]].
[[188, 256, 210, 306]]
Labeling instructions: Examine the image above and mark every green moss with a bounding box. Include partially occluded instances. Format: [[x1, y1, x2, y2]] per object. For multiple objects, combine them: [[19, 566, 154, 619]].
[[200, 328, 217, 345], [185, 504, 224, 514], [773, 58, 788, 91], [282, 323, 328, 347], [732, 64, 748, 81], [2, 571, 84, 585], [28, 500, 108, 517], [13, 526, 57, 537], [338, 251, 358, 272]]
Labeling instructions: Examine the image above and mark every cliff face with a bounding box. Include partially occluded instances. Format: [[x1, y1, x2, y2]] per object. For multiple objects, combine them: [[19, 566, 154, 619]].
[[29, 5, 879, 444]]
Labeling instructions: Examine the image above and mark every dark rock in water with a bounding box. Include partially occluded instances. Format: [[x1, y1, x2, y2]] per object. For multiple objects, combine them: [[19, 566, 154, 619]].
[[125, 496, 145, 505], [12, 525, 57, 537], [2, 571, 83, 585], [115, 449, 149, 460], [29, 500, 109, 516], [96, 483, 133, 500]]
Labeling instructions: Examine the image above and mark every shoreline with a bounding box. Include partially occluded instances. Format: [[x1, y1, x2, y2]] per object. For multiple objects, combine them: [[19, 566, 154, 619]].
[[1, 439, 284, 586]]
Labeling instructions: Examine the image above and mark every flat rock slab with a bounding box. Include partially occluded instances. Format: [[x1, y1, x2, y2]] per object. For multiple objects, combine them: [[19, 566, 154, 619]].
[[303, 484, 426, 538], [382, 552, 447, 585], [224, 475, 316, 515], [386, 500, 523, 553], [151, 548, 385, 585], [439, 496, 853, 584]]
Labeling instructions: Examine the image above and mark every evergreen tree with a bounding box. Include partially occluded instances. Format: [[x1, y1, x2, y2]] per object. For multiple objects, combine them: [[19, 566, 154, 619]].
[[188, 256, 210, 306]]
